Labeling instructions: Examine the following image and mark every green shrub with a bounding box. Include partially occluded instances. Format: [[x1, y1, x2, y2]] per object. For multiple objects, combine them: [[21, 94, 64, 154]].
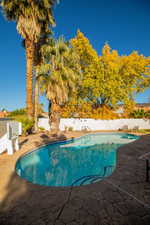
[[68, 126, 74, 131], [135, 129, 150, 134], [7, 108, 34, 135], [39, 127, 45, 131], [19, 117, 34, 135], [130, 109, 146, 118], [10, 115, 34, 135], [8, 108, 26, 117], [64, 126, 74, 131]]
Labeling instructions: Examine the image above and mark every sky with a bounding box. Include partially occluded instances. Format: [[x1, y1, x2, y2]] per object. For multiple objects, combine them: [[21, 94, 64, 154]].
[[0, 0, 150, 111]]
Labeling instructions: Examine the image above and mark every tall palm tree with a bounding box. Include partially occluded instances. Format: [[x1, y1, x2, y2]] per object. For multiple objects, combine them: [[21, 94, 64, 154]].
[[37, 37, 81, 131], [34, 34, 50, 132], [0, 0, 58, 118]]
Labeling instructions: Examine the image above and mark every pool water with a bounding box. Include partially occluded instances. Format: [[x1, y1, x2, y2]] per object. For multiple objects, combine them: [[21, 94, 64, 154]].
[[16, 133, 139, 187]]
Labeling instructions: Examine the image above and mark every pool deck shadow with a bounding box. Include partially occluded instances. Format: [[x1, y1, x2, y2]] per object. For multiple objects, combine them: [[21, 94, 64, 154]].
[[0, 131, 150, 225]]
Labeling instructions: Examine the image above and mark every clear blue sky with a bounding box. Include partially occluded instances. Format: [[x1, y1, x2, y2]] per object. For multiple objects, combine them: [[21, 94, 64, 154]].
[[0, 0, 150, 111]]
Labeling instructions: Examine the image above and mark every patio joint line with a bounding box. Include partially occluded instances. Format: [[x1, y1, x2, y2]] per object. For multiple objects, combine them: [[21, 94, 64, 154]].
[[106, 180, 150, 209], [53, 186, 73, 225]]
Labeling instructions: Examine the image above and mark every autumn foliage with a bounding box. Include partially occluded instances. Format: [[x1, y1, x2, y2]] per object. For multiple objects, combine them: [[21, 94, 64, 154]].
[[60, 102, 119, 119], [39, 30, 150, 121], [64, 30, 150, 119]]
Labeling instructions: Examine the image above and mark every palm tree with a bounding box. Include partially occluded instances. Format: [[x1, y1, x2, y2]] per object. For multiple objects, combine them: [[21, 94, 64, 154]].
[[0, 0, 58, 118], [34, 34, 50, 132], [37, 37, 81, 131]]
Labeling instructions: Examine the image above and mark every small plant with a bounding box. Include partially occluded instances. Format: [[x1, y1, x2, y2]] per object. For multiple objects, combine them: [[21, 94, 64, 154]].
[[8, 108, 26, 117], [7, 108, 34, 135], [68, 126, 74, 131], [18, 117, 34, 135], [134, 129, 150, 134], [130, 109, 147, 118], [39, 127, 45, 131], [9, 115, 34, 135]]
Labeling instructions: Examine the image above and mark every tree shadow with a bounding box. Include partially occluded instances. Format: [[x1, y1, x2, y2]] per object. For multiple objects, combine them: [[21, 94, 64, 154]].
[[19, 138, 28, 148], [0, 172, 27, 213], [0, 132, 69, 225], [0, 171, 69, 225], [33, 132, 68, 148]]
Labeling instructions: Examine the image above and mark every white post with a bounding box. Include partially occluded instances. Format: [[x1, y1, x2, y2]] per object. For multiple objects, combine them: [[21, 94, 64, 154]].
[[18, 122, 22, 135], [15, 138, 19, 151], [6, 123, 13, 155], [7, 139, 13, 155]]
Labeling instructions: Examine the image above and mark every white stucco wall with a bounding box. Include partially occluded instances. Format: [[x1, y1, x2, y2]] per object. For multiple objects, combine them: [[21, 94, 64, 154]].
[[38, 118, 150, 131], [38, 118, 51, 131], [0, 133, 8, 154]]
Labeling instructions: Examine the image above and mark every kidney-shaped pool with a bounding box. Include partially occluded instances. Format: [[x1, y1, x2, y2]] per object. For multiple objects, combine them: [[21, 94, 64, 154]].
[[16, 133, 139, 187]]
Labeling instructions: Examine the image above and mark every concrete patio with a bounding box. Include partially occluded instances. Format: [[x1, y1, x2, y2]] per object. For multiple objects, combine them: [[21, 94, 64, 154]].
[[0, 132, 150, 225]]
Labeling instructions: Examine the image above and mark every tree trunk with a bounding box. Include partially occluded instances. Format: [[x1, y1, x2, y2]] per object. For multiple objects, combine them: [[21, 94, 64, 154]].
[[25, 39, 35, 119], [48, 100, 52, 119], [34, 74, 39, 132], [50, 99, 60, 132]]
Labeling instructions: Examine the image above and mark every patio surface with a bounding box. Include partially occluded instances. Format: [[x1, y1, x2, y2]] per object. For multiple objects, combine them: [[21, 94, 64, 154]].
[[0, 131, 150, 225]]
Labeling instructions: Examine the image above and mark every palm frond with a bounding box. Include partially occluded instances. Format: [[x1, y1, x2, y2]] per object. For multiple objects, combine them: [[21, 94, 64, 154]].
[[1, 0, 59, 41], [37, 36, 81, 104]]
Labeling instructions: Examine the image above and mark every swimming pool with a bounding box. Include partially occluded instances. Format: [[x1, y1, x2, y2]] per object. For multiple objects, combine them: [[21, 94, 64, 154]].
[[16, 133, 139, 187]]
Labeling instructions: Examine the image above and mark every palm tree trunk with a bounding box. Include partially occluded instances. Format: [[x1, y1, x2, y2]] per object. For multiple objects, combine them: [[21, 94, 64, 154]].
[[50, 99, 60, 132], [48, 100, 52, 119], [25, 39, 35, 119], [34, 74, 39, 132]]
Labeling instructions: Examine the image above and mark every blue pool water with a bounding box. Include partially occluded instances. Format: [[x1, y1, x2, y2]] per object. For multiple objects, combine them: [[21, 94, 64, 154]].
[[16, 133, 139, 187]]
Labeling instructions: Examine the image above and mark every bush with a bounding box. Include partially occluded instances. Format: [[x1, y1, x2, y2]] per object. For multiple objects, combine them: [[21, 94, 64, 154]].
[[130, 109, 150, 119], [7, 108, 34, 135], [9, 114, 34, 135], [39, 127, 45, 131], [134, 129, 150, 134], [64, 126, 74, 131], [18, 117, 34, 135], [8, 108, 26, 117], [68, 126, 74, 131]]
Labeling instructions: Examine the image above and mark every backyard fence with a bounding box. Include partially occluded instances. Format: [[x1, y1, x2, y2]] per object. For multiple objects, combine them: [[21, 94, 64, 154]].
[[38, 118, 150, 131]]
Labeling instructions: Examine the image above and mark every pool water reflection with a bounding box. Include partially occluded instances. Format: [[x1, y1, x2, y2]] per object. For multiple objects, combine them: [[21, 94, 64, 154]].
[[16, 133, 139, 187]]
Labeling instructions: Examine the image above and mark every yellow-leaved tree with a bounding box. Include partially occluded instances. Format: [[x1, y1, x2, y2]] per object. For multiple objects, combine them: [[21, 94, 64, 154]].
[[71, 30, 150, 114]]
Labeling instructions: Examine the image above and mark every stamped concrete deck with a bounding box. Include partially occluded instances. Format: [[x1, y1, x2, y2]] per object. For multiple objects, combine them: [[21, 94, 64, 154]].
[[0, 131, 150, 225]]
